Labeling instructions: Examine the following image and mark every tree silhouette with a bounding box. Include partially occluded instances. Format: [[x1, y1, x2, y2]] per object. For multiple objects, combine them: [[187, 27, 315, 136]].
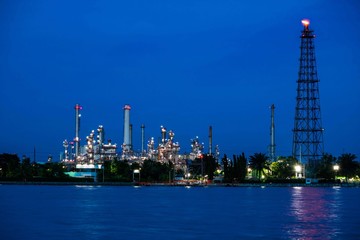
[[232, 153, 247, 182], [203, 154, 217, 180], [338, 153, 358, 182], [21, 156, 32, 181], [249, 153, 270, 180], [0, 154, 21, 179], [221, 154, 231, 182], [317, 153, 337, 180], [270, 156, 298, 179]]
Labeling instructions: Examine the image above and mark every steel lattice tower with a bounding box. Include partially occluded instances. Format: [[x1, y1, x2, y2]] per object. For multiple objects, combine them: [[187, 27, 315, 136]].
[[292, 19, 324, 177]]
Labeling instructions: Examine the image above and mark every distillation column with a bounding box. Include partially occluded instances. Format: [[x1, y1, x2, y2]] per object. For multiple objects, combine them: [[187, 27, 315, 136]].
[[74, 104, 82, 160]]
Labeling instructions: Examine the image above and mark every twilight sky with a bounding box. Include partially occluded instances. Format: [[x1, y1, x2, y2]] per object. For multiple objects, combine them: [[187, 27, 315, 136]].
[[1, 0, 359, 161]]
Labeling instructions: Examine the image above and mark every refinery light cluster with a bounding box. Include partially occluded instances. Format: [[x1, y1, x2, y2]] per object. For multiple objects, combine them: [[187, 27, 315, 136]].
[[61, 104, 219, 178]]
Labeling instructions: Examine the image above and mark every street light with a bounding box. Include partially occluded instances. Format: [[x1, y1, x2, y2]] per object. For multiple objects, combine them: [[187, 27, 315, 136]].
[[133, 169, 140, 182], [295, 165, 302, 178], [333, 164, 340, 182]]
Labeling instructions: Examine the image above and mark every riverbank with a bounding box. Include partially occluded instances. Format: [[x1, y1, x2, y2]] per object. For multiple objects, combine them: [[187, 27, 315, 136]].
[[1, 181, 359, 187]]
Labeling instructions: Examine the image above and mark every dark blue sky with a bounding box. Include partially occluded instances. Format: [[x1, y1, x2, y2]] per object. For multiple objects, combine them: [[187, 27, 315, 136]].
[[1, 0, 359, 161]]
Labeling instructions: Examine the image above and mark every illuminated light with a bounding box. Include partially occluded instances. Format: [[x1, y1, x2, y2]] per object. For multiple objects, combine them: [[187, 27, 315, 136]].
[[123, 104, 131, 110], [301, 19, 310, 27], [295, 165, 302, 173]]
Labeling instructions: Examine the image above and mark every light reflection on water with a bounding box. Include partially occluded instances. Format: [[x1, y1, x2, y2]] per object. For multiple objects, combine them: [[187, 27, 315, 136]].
[[1, 185, 359, 239], [285, 187, 341, 239]]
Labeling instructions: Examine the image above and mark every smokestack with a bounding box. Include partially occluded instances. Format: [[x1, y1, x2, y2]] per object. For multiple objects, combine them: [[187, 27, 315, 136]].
[[270, 104, 276, 161], [209, 126, 213, 155], [123, 104, 131, 151], [74, 104, 82, 159], [141, 124, 145, 155]]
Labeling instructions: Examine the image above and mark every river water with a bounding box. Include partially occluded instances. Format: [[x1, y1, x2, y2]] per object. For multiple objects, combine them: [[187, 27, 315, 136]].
[[0, 185, 359, 239]]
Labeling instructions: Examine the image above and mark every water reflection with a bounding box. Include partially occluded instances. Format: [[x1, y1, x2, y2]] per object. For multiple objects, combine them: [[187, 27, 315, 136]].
[[285, 187, 341, 239], [74, 185, 101, 190]]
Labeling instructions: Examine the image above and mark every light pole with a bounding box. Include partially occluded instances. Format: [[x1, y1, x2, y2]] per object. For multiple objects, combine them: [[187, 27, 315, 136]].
[[295, 164, 302, 178], [133, 169, 140, 182], [333, 164, 339, 182], [186, 173, 191, 180]]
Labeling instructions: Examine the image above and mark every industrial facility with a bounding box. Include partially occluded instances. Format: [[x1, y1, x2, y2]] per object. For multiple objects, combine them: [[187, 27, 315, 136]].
[[61, 103, 219, 179], [60, 19, 324, 181]]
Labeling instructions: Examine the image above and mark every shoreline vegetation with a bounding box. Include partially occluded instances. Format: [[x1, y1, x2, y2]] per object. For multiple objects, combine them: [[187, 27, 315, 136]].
[[1, 153, 359, 186], [1, 181, 358, 188]]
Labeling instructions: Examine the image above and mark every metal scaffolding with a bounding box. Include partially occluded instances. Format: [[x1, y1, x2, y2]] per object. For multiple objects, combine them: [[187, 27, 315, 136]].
[[292, 19, 324, 177]]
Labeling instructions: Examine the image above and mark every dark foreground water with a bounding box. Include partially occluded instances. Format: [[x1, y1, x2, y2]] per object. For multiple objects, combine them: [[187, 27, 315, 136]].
[[0, 185, 359, 239]]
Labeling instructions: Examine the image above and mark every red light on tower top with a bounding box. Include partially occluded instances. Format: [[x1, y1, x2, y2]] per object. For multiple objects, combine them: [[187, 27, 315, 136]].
[[301, 19, 310, 29], [123, 104, 131, 110], [74, 104, 82, 110]]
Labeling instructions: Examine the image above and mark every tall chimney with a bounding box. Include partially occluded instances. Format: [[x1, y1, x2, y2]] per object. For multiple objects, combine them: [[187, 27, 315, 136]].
[[123, 104, 131, 151]]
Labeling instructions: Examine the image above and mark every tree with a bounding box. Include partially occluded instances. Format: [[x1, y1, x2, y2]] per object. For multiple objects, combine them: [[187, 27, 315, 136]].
[[190, 154, 217, 180], [338, 153, 359, 182], [270, 156, 298, 179], [232, 153, 247, 182], [21, 156, 32, 181], [317, 153, 337, 180], [202, 154, 217, 180], [141, 159, 155, 182], [0, 153, 21, 179], [41, 162, 67, 179], [141, 159, 169, 182], [109, 159, 132, 181], [221, 154, 232, 183], [249, 153, 271, 180]]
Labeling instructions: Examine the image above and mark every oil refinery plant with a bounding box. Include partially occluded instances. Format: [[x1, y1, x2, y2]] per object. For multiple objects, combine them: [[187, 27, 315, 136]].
[[60, 19, 325, 181], [61, 104, 220, 179]]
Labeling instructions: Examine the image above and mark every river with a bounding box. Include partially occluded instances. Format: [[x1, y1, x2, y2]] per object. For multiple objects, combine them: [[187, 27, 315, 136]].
[[0, 185, 359, 239]]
